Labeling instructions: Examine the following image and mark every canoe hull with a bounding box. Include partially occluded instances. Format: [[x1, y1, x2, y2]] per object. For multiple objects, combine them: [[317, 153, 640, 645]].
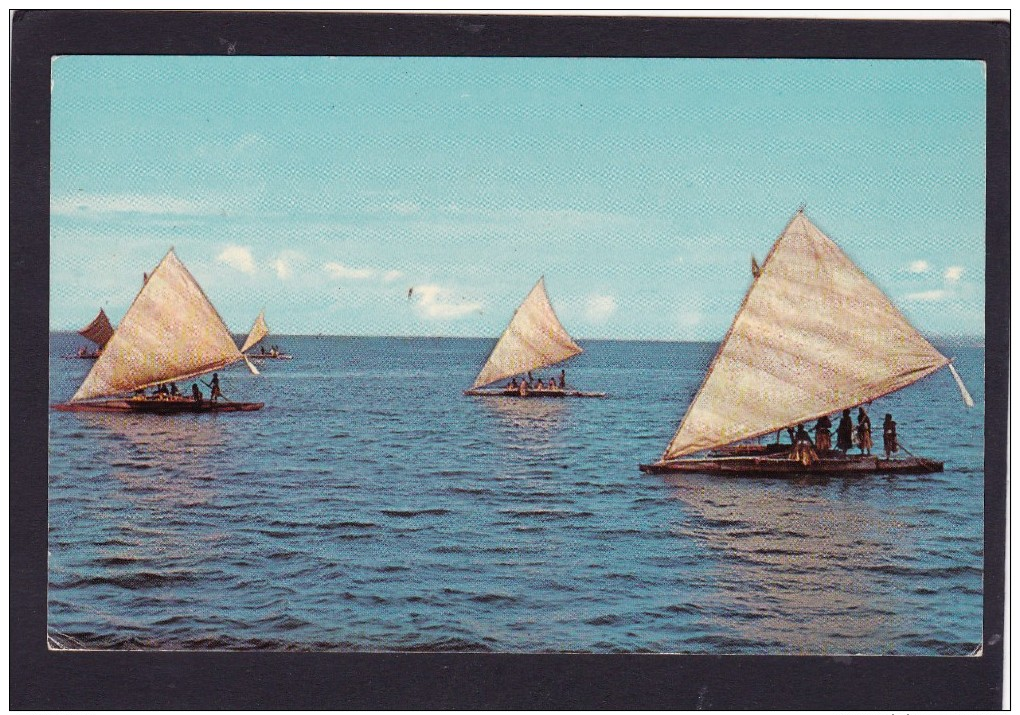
[[464, 388, 606, 398], [248, 354, 293, 360], [639, 454, 944, 477], [53, 399, 264, 413]]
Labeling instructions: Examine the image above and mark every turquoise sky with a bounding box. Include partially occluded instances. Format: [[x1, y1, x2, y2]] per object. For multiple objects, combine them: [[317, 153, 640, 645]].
[[50, 56, 985, 339]]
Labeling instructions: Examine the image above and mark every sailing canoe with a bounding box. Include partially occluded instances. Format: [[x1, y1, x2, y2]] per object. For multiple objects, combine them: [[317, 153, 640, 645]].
[[239, 311, 294, 359], [53, 249, 263, 413], [640, 210, 972, 477], [65, 308, 116, 358], [465, 277, 604, 398]]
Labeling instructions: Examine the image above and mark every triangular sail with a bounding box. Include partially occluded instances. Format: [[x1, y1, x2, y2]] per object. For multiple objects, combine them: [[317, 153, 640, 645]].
[[471, 277, 583, 389], [78, 308, 115, 349], [72, 250, 245, 401], [240, 310, 270, 354], [663, 211, 952, 461]]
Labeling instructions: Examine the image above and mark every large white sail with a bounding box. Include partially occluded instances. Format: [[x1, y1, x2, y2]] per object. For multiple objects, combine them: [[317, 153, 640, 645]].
[[471, 277, 583, 389], [663, 211, 954, 461], [78, 308, 115, 349], [240, 310, 270, 354], [72, 250, 246, 401]]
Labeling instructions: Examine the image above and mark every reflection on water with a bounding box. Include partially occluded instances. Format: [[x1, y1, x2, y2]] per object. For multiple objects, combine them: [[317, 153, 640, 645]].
[[478, 397, 569, 460], [669, 474, 924, 654]]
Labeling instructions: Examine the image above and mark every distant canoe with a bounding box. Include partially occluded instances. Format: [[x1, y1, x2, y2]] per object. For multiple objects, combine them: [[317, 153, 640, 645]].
[[465, 387, 605, 399], [466, 277, 599, 398]]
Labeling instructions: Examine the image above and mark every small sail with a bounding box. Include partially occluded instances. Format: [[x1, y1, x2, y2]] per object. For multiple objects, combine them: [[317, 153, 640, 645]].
[[72, 250, 245, 401], [663, 211, 953, 461], [240, 310, 270, 354], [78, 308, 115, 349], [471, 277, 583, 389]]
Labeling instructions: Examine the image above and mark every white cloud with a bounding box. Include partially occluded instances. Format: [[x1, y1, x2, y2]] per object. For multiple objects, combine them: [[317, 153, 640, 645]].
[[272, 258, 292, 280], [908, 259, 930, 274], [412, 284, 482, 319], [271, 250, 305, 280], [382, 269, 405, 283], [324, 262, 376, 280], [905, 289, 948, 302], [944, 266, 965, 283], [585, 294, 617, 323], [216, 245, 256, 274], [51, 192, 206, 217]]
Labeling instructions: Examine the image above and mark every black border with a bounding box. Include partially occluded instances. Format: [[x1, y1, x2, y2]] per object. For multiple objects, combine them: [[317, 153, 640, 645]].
[[11, 11, 1008, 710]]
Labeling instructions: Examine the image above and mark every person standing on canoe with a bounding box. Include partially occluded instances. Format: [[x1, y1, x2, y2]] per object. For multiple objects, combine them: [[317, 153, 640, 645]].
[[856, 407, 873, 455], [191, 383, 203, 403], [203, 373, 223, 402], [883, 414, 898, 458], [559, 369, 566, 389], [814, 415, 832, 451], [836, 409, 853, 453]]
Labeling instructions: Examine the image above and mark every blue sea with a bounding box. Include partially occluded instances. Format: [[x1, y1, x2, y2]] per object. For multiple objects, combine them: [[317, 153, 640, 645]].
[[48, 334, 984, 654]]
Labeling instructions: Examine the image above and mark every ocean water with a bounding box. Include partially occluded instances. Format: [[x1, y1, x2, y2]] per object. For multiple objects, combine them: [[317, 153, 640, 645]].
[[48, 334, 985, 654]]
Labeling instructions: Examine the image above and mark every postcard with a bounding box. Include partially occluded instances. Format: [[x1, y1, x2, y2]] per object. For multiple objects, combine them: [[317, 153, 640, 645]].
[[14, 11, 1007, 710]]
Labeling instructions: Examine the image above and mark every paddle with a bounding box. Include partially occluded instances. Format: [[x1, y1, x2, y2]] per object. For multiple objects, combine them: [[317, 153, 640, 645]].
[[200, 378, 233, 403]]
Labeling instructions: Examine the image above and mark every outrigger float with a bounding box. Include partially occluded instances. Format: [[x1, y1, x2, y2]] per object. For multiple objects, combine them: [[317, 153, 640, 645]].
[[639, 210, 973, 477], [464, 277, 605, 399], [52, 249, 264, 414]]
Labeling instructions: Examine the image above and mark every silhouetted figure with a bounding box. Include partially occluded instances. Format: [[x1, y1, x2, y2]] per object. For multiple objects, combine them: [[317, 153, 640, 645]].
[[883, 413, 898, 458], [204, 373, 222, 402], [192, 383, 203, 403], [836, 409, 853, 452], [814, 415, 832, 451], [559, 369, 566, 389]]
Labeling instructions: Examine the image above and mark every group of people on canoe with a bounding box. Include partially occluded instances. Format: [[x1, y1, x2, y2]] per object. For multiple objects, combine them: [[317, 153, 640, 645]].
[[503, 370, 568, 396], [785, 407, 898, 465], [257, 345, 283, 357], [131, 373, 224, 404]]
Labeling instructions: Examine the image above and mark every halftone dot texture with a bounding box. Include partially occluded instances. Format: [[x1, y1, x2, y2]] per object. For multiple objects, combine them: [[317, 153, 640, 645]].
[[51, 57, 985, 340]]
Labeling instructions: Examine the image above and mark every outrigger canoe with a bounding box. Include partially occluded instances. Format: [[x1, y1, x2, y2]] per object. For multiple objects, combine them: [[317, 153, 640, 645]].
[[466, 277, 602, 398], [464, 387, 605, 398], [53, 397, 264, 414], [639, 444, 942, 476], [52, 249, 264, 414], [639, 209, 972, 478]]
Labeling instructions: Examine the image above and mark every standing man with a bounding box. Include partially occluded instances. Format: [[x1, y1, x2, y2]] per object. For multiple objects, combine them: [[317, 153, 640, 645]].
[[856, 407, 873, 455], [836, 409, 853, 453]]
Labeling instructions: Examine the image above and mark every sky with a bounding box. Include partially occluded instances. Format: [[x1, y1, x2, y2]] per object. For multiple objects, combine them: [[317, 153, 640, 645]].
[[50, 56, 986, 340]]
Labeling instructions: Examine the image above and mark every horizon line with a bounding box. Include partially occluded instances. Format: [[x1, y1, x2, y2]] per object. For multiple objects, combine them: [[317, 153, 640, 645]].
[[49, 329, 988, 344]]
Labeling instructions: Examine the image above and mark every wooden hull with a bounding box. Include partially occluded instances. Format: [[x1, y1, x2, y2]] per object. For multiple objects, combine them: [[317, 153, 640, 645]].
[[464, 388, 606, 398], [248, 354, 293, 360], [62, 354, 100, 360], [53, 398, 264, 413], [639, 453, 943, 477]]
